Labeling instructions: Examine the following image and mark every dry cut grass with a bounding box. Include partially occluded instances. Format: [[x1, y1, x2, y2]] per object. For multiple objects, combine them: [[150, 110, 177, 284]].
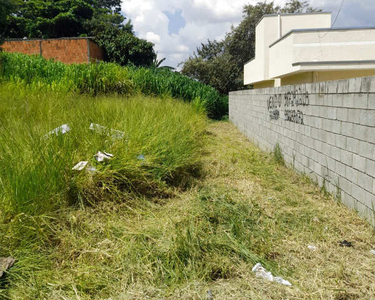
[[185, 122, 375, 300]]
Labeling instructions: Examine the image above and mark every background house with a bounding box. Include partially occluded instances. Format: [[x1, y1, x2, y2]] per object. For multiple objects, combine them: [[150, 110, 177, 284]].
[[245, 12, 375, 89]]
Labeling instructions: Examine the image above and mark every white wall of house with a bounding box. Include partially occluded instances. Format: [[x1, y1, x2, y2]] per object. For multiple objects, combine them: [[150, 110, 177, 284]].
[[244, 13, 331, 86], [244, 12, 375, 88], [269, 29, 375, 80]]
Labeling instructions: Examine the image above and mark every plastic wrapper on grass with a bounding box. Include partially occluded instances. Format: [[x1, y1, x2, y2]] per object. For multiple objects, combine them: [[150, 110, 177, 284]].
[[252, 263, 292, 286]]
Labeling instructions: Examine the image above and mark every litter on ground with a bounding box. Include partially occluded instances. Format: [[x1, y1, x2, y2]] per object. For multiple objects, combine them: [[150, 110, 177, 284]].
[[338, 240, 353, 247], [94, 151, 113, 162], [137, 154, 145, 161], [89, 123, 125, 139], [370, 250, 375, 255], [87, 166, 97, 175], [45, 124, 70, 137], [308, 245, 316, 250], [0, 257, 15, 278], [252, 263, 292, 286], [72, 161, 89, 171], [110, 129, 125, 139], [89, 123, 107, 134]]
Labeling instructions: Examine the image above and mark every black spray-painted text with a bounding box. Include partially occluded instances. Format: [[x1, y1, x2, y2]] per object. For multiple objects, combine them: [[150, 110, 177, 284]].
[[267, 89, 309, 124]]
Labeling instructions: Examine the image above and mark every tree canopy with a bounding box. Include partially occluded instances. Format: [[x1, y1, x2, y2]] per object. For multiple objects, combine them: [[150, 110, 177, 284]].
[[181, 0, 321, 94], [0, 0, 15, 45], [2, 0, 156, 66]]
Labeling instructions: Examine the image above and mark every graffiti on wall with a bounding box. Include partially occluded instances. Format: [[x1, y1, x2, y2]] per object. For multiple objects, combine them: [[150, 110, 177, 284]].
[[267, 89, 309, 124]]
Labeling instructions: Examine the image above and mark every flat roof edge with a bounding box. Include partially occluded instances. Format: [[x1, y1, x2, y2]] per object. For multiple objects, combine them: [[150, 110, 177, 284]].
[[293, 60, 375, 66], [244, 57, 256, 65], [256, 11, 331, 27], [245, 79, 274, 85], [269, 26, 375, 48]]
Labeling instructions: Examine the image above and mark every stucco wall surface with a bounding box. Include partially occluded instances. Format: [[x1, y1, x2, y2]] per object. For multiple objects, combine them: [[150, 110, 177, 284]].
[[229, 76, 375, 224]]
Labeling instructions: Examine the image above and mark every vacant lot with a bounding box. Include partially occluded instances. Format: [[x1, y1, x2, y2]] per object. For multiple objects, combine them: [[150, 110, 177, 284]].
[[0, 53, 374, 298], [1, 113, 375, 299]]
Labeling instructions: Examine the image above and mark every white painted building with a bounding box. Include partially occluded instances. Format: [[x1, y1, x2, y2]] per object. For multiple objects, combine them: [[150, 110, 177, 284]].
[[244, 12, 375, 89]]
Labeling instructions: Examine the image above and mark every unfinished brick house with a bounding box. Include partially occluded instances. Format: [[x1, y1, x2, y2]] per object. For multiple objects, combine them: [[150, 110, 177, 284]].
[[1, 37, 103, 64]]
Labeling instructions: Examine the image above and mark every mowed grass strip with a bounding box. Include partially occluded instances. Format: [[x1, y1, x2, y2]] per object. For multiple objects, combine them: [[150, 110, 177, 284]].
[[2, 120, 375, 299]]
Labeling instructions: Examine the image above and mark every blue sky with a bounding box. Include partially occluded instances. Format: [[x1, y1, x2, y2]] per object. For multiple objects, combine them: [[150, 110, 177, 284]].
[[163, 10, 186, 35], [121, 0, 375, 69]]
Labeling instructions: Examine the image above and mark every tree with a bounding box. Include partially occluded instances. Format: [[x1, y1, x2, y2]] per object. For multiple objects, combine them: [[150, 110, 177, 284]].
[[2, 0, 156, 66], [87, 15, 156, 67], [5, 0, 95, 38], [95, 28, 156, 66], [181, 0, 321, 94], [281, 0, 320, 13], [0, 0, 15, 44]]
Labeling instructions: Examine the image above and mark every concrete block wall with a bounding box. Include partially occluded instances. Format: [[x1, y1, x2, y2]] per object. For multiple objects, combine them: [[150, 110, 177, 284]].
[[229, 76, 375, 224], [2, 38, 103, 64]]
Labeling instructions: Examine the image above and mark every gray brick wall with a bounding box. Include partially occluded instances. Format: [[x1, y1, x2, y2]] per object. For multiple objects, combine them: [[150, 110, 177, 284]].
[[229, 76, 375, 224]]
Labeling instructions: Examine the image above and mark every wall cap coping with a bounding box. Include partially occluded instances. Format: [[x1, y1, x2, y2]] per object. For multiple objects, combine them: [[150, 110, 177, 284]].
[[234, 75, 375, 94], [293, 60, 375, 66]]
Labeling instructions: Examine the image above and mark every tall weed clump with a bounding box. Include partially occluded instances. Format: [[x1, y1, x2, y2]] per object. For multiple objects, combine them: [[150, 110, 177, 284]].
[[0, 83, 207, 216], [128, 67, 228, 119], [0, 52, 133, 95], [0, 52, 228, 119]]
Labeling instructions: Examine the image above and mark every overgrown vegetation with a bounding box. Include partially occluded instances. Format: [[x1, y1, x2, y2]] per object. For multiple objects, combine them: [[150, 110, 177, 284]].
[[2, 120, 375, 299], [0, 52, 228, 119], [0, 83, 207, 216]]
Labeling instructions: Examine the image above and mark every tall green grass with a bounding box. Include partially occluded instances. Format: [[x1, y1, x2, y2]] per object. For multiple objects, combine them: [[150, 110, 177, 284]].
[[0, 52, 228, 119], [127, 67, 228, 119], [0, 52, 133, 95], [0, 83, 207, 216]]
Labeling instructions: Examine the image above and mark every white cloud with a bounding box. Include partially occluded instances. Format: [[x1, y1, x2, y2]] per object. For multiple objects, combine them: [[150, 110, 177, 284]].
[[121, 0, 374, 68], [121, 0, 274, 68], [145, 32, 161, 44]]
